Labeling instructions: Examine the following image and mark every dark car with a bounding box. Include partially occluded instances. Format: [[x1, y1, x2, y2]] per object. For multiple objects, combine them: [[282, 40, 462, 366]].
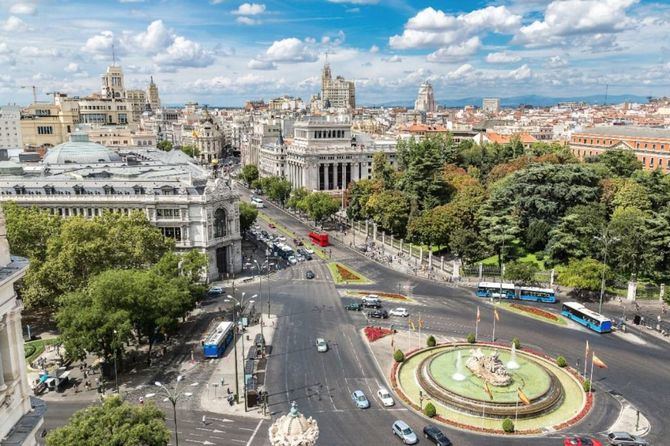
[[345, 303, 363, 311], [423, 425, 452, 446], [305, 270, 315, 279], [207, 286, 225, 297], [367, 309, 388, 319]]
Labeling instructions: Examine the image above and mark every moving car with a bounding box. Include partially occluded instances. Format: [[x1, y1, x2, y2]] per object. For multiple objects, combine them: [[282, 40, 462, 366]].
[[305, 270, 315, 279], [207, 286, 224, 297], [389, 307, 409, 317], [316, 338, 328, 352], [565, 437, 602, 446], [268, 223, 276, 229], [423, 425, 452, 446], [362, 295, 382, 308], [345, 303, 363, 311], [367, 309, 389, 319], [392, 420, 418, 445], [607, 432, 648, 446], [351, 390, 370, 409], [377, 387, 394, 407]]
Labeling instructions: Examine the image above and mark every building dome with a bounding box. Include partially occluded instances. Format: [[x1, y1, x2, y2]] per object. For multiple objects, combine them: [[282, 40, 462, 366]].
[[43, 132, 122, 165], [268, 402, 319, 446]]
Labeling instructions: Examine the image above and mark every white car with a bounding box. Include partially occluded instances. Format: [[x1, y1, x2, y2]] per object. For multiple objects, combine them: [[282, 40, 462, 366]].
[[277, 236, 286, 242], [377, 387, 394, 407], [389, 307, 409, 317], [316, 338, 328, 352], [304, 248, 314, 254], [288, 256, 298, 265]]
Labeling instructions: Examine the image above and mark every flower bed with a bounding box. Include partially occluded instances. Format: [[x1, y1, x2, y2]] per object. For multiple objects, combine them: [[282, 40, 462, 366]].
[[510, 303, 559, 321], [364, 326, 394, 342], [337, 264, 361, 281], [350, 290, 408, 300]]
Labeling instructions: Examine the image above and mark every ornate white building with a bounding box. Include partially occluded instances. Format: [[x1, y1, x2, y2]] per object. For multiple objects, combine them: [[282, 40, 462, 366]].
[[0, 133, 242, 280], [321, 63, 355, 110], [414, 82, 436, 113], [0, 210, 45, 445]]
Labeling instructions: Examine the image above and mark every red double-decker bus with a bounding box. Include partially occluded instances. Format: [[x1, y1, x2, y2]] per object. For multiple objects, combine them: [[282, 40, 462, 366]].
[[308, 232, 329, 247]]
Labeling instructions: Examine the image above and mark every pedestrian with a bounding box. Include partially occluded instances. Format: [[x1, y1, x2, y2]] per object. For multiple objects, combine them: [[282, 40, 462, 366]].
[[139, 396, 144, 405], [201, 415, 207, 426], [83, 370, 88, 379]]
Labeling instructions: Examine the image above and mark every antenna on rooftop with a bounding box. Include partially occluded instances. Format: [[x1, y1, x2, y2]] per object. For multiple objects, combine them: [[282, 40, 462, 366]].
[[112, 42, 117, 66], [604, 84, 608, 106]]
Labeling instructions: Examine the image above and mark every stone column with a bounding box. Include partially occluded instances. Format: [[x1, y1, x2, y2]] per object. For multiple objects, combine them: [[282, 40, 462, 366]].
[[428, 248, 433, 269], [441, 256, 445, 271], [419, 246, 423, 264], [372, 223, 377, 242], [452, 260, 461, 279], [381, 232, 385, 254], [550, 269, 555, 286], [0, 320, 6, 391], [400, 239, 403, 254]]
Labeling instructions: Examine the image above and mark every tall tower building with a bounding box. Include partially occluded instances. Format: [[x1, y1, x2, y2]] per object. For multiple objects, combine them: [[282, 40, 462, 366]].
[[101, 65, 126, 99], [320, 63, 355, 109], [146, 76, 161, 112], [414, 82, 436, 113]]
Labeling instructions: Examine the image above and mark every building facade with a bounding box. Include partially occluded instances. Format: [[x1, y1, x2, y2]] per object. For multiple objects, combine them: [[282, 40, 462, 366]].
[[0, 210, 45, 446], [482, 98, 501, 114], [146, 76, 161, 112], [0, 106, 22, 150], [414, 82, 436, 113], [321, 63, 355, 109], [0, 134, 242, 280], [126, 89, 147, 123], [570, 126, 670, 172]]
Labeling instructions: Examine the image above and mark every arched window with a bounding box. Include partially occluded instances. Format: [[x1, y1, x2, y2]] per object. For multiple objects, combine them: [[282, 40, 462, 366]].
[[214, 208, 227, 238]]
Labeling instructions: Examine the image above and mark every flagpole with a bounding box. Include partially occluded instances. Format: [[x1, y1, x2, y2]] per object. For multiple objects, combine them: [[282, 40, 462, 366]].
[[515, 392, 519, 425], [475, 307, 479, 341], [492, 308, 497, 342], [583, 341, 588, 378], [589, 354, 594, 395], [418, 313, 421, 350]]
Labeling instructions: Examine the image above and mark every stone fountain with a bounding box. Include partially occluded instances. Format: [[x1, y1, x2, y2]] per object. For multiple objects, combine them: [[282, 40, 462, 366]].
[[451, 350, 466, 381], [507, 343, 520, 370], [465, 348, 511, 387]]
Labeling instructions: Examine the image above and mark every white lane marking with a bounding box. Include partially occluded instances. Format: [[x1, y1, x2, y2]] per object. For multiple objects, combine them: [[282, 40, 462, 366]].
[[245, 419, 264, 446]]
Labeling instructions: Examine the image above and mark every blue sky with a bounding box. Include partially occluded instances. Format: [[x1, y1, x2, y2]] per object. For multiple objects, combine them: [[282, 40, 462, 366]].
[[1, 0, 669, 106]]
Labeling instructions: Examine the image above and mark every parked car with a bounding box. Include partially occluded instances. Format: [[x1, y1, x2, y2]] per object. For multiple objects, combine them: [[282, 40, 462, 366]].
[[296, 254, 305, 262], [305, 270, 315, 279], [565, 437, 602, 446], [278, 236, 286, 242], [377, 387, 394, 407], [423, 425, 452, 446], [351, 390, 370, 409], [207, 286, 224, 297], [392, 420, 418, 445], [304, 247, 314, 254], [362, 295, 382, 308], [367, 309, 389, 319], [288, 256, 298, 265], [316, 338, 328, 352], [607, 432, 648, 446], [345, 302, 363, 311], [389, 307, 409, 317]]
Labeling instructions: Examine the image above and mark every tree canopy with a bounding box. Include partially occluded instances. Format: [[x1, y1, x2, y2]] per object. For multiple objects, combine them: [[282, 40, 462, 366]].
[[239, 202, 259, 233], [240, 164, 259, 187]]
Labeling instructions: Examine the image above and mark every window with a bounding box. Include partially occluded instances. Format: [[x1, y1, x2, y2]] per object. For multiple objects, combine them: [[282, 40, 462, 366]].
[[157, 208, 179, 219], [161, 227, 182, 241], [37, 126, 54, 135], [214, 208, 227, 238]]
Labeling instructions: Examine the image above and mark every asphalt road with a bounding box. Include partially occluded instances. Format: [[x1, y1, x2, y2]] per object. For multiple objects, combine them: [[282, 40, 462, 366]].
[[245, 189, 670, 446]]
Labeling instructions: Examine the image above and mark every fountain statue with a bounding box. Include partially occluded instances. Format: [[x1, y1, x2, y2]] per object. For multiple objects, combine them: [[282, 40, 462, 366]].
[[451, 350, 466, 381], [465, 348, 512, 387], [507, 343, 520, 370]]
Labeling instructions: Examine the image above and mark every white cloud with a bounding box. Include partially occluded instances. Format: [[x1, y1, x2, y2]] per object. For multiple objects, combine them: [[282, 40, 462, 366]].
[[369, 45, 379, 54], [236, 17, 260, 25], [248, 58, 277, 70], [390, 6, 520, 50], [64, 62, 80, 73], [134, 20, 174, 52], [381, 55, 402, 63], [191, 73, 277, 93], [515, 0, 638, 47], [19, 46, 60, 57], [508, 64, 532, 80], [546, 55, 568, 67], [0, 42, 10, 55], [81, 31, 118, 57], [9, 3, 37, 15], [2, 16, 29, 32], [485, 51, 522, 64], [153, 36, 214, 69], [327, 0, 378, 4], [426, 36, 481, 63], [232, 3, 266, 15], [263, 37, 317, 63]]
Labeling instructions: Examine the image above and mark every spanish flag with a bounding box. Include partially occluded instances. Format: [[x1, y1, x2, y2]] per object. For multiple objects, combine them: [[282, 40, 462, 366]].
[[410, 320, 416, 331], [419, 317, 425, 329], [585, 340, 589, 357], [592, 354, 608, 369], [518, 387, 530, 406], [476, 306, 481, 323], [484, 382, 494, 400], [494, 307, 500, 321]]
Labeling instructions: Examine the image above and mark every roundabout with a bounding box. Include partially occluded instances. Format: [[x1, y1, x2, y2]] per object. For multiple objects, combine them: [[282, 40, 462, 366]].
[[392, 343, 591, 435]]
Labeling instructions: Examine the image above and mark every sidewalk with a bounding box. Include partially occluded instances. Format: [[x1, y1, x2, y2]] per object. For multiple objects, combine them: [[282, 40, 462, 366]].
[[199, 313, 277, 418]]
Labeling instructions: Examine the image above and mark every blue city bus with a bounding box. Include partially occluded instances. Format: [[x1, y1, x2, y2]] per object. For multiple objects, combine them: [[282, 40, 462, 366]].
[[561, 302, 612, 333], [203, 321, 235, 358], [518, 286, 557, 303], [476, 282, 516, 299]]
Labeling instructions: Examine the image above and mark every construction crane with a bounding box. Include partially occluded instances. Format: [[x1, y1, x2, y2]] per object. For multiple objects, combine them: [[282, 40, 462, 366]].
[[20, 85, 38, 103]]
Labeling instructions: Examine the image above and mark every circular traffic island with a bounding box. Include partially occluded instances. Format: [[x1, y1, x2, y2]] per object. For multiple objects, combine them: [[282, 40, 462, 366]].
[[393, 343, 591, 435]]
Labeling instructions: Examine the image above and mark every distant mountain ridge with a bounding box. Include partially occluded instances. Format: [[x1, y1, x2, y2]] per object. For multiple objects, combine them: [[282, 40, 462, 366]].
[[366, 94, 651, 108]]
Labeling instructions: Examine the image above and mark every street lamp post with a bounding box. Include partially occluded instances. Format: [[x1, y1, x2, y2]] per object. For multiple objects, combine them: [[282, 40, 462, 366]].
[[252, 259, 264, 349], [225, 293, 257, 409], [594, 231, 620, 314], [155, 375, 184, 446], [112, 329, 119, 393]]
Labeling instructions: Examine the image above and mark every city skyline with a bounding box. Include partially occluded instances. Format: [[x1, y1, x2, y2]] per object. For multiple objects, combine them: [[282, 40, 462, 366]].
[[0, 0, 669, 106]]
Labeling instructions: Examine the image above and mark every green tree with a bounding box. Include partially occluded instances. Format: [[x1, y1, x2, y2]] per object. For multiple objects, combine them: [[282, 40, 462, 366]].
[[46, 396, 171, 446], [346, 179, 376, 221], [393, 349, 405, 362], [286, 187, 311, 213], [593, 149, 643, 177], [304, 192, 339, 225], [611, 180, 651, 212], [22, 212, 172, 309], [631, 169, 670, 210], [3, 202, 61, 262], [371, 152, 395, 188], [407, 205, 454, 247], [152, 250, 208, 300], [265, 177, 292, 206], [180, 144, 199, 158], [366, 190, 411, 238], [505, 260, 539, 284], [524, 220, 552, 252], [556, 257, 610, 297], [240, 164, 259, 187], [546, 204, 608, 264], [449, 227, 484, 263], [479, 213, 521, 266], [502, 418, 515, 433], [608, 207, 655, 277], [156, 140, 173, 151], [239, 202, 259, 233], [424, 402, 437, 418]]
